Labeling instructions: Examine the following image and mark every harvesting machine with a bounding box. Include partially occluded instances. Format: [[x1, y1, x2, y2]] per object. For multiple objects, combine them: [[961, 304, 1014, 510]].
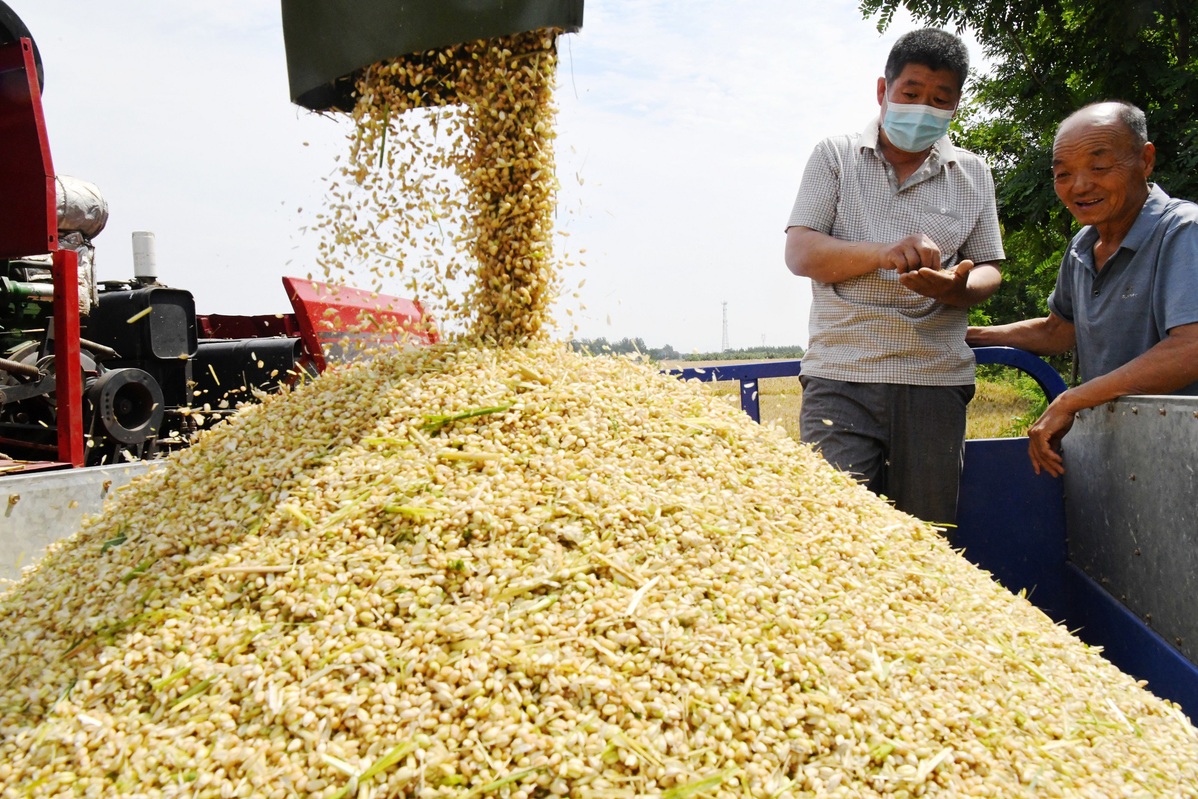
[[0, 1, 437, 475]]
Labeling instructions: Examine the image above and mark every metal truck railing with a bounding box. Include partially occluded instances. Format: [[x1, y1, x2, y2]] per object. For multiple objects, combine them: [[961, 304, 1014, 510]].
[[671, 346, 1067, 422]]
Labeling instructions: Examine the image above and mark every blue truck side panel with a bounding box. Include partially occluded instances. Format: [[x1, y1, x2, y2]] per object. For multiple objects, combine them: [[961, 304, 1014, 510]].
[[957, 437, 1070, 621], [1063, 564, 1198, 714]]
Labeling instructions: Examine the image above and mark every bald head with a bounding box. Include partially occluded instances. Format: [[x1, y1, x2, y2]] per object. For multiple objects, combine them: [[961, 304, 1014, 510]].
[[1056, 102, 1148, 151]]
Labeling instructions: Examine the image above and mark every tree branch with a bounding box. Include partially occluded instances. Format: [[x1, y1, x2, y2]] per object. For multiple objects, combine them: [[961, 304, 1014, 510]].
[[998, 13, 1051, 95]]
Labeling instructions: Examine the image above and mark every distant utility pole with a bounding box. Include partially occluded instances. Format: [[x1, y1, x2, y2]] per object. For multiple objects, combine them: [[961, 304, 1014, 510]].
[[721, 301, 729, 351]]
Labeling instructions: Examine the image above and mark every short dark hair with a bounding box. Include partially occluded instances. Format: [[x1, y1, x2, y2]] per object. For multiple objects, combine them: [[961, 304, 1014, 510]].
[[884, 29, 970, 92]]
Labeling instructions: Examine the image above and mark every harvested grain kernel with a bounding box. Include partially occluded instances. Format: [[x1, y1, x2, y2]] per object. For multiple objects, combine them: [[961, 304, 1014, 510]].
[[2, 343, 1197, 797]]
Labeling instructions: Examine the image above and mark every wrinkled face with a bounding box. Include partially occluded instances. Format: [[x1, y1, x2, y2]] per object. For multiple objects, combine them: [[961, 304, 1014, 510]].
[[876, 63, 961, 114], [1052, 114, 1154, 231]]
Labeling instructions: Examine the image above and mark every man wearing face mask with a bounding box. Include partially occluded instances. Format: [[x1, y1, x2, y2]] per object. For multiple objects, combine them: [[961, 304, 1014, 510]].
[[783, 28, 1004, 526]]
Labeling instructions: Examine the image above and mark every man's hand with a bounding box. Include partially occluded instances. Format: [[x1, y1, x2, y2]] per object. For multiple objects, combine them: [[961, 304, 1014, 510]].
[[881, 236, 993, 306], [881, 234, 942, 273], [900, 258, 974, 300], [1020, 323, 1198, 477], [787, 228, 1000, 304], [1026, 394, 1077, 477]]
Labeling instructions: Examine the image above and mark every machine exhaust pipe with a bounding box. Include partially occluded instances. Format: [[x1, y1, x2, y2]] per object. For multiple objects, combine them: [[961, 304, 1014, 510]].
[[281, 0, 583, 112]]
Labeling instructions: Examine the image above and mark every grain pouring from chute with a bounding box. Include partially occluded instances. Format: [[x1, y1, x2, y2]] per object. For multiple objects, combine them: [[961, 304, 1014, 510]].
[[281, 0, 584, 346]]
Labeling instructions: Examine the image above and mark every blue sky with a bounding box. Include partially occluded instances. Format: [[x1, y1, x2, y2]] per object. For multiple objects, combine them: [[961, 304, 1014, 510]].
[[18, 1, 983, 352]]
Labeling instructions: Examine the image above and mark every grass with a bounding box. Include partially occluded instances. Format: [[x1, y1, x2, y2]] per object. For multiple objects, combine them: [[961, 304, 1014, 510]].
[[665, 361, 1044, 441]]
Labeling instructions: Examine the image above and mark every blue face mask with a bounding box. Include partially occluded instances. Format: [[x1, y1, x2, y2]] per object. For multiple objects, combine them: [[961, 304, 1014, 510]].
[[881, 102, 955, 153]]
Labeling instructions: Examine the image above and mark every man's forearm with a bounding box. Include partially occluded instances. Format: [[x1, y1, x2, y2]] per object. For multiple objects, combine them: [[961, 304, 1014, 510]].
[[967, 314, 1076, 355], [1058, 325, 1198, 412], [785, 227, 884, 283]]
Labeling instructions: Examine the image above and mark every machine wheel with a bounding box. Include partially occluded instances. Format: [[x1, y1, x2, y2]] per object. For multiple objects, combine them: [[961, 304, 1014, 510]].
[[0, 1, 43, 92], [88, 368, 165, 446]]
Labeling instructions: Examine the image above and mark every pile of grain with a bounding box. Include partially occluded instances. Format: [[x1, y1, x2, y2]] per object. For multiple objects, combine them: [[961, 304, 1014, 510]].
[[3, 18, 1198, 799], [2, 343, 1197, 797]]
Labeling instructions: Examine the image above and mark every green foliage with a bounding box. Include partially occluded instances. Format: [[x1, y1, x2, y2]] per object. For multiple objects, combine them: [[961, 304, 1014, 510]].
[[682, 345, 807, 362], [569, 337, 679, 362], [861, 0, 1198, 325]]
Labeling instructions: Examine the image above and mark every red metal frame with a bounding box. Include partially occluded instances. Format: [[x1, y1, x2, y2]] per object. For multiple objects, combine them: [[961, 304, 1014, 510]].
[[0, 35, 82, 469], [282, 277, 438, 372], [197, 312, 304, 340], [52, 249, 84, 466], [0, 37, 56, 259]]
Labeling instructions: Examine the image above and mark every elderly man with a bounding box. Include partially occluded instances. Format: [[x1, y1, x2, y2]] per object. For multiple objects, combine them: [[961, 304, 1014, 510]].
[[784, 29, 1004, 525], [967, 101, 1198, 477]]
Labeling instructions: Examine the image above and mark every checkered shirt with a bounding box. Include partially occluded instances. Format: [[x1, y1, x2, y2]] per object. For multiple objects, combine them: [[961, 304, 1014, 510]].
[[786, 119, 1005, 385]]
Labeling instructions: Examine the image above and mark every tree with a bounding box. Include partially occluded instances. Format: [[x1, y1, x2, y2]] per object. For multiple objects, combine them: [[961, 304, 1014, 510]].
[[861, 0, 1198, 327], [569, 337, 683, 361]]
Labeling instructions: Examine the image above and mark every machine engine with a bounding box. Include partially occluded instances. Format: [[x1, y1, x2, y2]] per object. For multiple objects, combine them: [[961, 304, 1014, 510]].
[[0, 243, 306, 466]]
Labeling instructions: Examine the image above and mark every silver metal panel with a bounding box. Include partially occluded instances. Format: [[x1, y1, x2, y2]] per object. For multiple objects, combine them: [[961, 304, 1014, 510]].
[[1065, 396, 1198, 663], [0, 463, 157, 583]]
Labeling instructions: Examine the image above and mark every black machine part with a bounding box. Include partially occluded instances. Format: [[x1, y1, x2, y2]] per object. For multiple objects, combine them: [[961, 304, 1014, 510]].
[[0, 342, 97, 405], [87, 367, 164, 446], [0, 0, 42, 90], [88, 286, 198, 362], [281, 0, 583, 111], [190, 337, 303, 407]]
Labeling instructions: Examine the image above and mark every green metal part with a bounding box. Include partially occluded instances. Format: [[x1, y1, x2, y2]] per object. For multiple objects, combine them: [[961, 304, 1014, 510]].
[[281, 0, 584, 112], [1, 277, 53, 300]]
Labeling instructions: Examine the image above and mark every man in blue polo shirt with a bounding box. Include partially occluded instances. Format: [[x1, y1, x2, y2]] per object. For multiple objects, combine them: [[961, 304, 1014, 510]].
[[967, 101, 1198, 477]]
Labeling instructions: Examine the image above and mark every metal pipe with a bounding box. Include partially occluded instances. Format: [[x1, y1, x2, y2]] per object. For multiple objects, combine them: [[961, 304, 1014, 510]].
[[79, 338, 118, 361], [0, 356, 40, 379], [1, 277, 53, 300]]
